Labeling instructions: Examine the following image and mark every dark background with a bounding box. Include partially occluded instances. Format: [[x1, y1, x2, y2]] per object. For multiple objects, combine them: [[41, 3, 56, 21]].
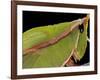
[[23, 11, 89, 65]]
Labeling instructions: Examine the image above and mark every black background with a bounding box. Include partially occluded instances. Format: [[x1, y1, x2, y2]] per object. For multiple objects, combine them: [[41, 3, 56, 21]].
[[23, 11, 87, 32], [23, 11, 89, 65]]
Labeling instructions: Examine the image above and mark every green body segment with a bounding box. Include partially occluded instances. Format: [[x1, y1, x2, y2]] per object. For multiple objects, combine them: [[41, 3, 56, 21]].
[[77, 22, 88, 59], [23, 20, 88, 68]]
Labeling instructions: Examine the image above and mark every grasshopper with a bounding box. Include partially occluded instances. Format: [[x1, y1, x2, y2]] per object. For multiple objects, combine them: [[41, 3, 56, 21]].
[[23, 15, 89, 68]]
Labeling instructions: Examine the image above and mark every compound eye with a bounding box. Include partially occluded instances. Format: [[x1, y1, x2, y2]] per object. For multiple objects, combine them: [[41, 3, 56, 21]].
[[79, 24, 84, 33]]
